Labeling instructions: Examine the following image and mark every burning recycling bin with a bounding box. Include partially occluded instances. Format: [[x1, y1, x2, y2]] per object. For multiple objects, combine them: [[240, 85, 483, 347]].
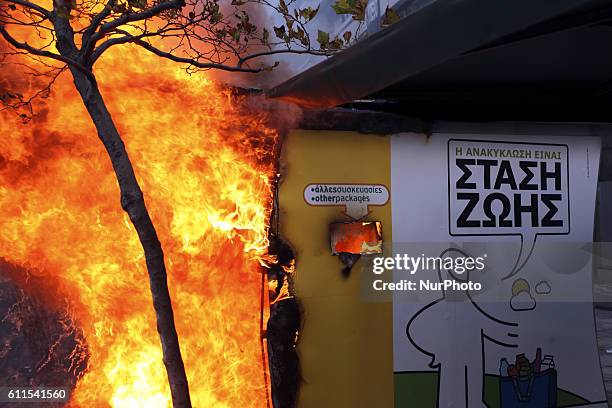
[[276, 128, 608, 408], [330, 222, 383, 276]]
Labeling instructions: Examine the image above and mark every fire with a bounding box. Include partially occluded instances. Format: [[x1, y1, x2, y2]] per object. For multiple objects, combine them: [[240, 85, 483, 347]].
[[0, 42, 278, 407]]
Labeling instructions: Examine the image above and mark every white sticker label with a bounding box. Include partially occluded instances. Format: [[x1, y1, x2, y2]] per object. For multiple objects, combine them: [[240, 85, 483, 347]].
[[304, 183, 389, 220]]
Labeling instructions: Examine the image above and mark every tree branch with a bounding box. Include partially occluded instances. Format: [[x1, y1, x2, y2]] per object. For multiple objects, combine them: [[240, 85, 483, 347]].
[[4, 0, 52, 19], [0, 24, 94, 79], [117, 36, 265, 72], [87, 0, 184, 49], [238, 48, 333, 67], [0, 65, 66, 118], [89, 35, 134, 63], [82, 0, 116, 52], [89, 27, 166, 63]]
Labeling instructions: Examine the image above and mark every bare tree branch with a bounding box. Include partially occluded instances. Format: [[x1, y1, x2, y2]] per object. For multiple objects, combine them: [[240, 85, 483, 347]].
[[130, 36, 265, 72], [4, 0, 52, 19], [85, 0, 185, 52], [0, 64, 66, 118], [0, 24, 93, 74], [89, 26, 169, 63], [82, 0, 116, 51], [238, 48, 333, 67]]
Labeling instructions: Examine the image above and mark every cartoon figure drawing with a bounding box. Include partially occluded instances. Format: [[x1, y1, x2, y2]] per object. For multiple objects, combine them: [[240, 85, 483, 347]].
[[406, 248, 519, 408]]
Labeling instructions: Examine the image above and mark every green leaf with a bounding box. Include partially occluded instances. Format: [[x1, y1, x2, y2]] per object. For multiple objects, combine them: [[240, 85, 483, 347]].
[[332, 0, 367, 21], [381, 5, 400, 27], [262, 28, 270, 44], [228, 27, 240, 41], [317, 30, 329, 48], [236, 11, 255, 33], [310, 5, 320, 20], [211, 11, 223, 23], [342, 30, 352, 43], [299, 5, 319, 21], [279, 0, 288, 13], [273, 25, 286, 39], [284, 15, 294, 31], [351, 0, 367, 21], [329, 36, 344, 49], [331, 0, 351, 15], [296, 26, 308, 46]]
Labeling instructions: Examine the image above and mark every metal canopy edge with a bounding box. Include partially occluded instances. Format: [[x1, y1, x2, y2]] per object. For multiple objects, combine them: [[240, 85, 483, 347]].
[[267, 0, 604, 109]]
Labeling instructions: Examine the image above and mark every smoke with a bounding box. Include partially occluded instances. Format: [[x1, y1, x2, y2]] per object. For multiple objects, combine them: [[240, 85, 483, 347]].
[[205, 0, 307, 135], [227, 88, 303, 151]]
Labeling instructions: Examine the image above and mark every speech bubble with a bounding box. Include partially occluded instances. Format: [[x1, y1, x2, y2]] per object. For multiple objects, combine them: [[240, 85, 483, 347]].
[[447, 139, 570, 280], [304, 183, 389, 220], [507, 232, 538, 279]]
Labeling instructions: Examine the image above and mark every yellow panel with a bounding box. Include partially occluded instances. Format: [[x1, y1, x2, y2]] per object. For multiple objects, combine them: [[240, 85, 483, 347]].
[[278, 130, 393, 408]]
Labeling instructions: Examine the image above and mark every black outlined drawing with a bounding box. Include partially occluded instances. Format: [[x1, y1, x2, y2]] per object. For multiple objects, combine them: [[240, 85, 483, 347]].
[[406, 248, 519, 408], [447, 138, 571, 280], [510, 279, 536, 312], [535, 281, 552, 295]]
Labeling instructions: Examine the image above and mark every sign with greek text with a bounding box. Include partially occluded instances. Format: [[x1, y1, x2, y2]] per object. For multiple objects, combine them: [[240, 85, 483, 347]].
[[448, 140, 569, 236], [304, 183, 389, 220], [391, 133, 607, 408]]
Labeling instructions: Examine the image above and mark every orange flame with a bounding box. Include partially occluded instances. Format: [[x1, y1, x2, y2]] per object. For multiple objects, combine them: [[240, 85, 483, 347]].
[[0, 43, 277, 407]]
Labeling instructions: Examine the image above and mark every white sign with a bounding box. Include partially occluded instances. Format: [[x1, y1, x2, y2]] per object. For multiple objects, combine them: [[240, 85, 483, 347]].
[[448, 139, 570, 278], [391, 133, 607, 408], [304, 183, 389, 220]]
